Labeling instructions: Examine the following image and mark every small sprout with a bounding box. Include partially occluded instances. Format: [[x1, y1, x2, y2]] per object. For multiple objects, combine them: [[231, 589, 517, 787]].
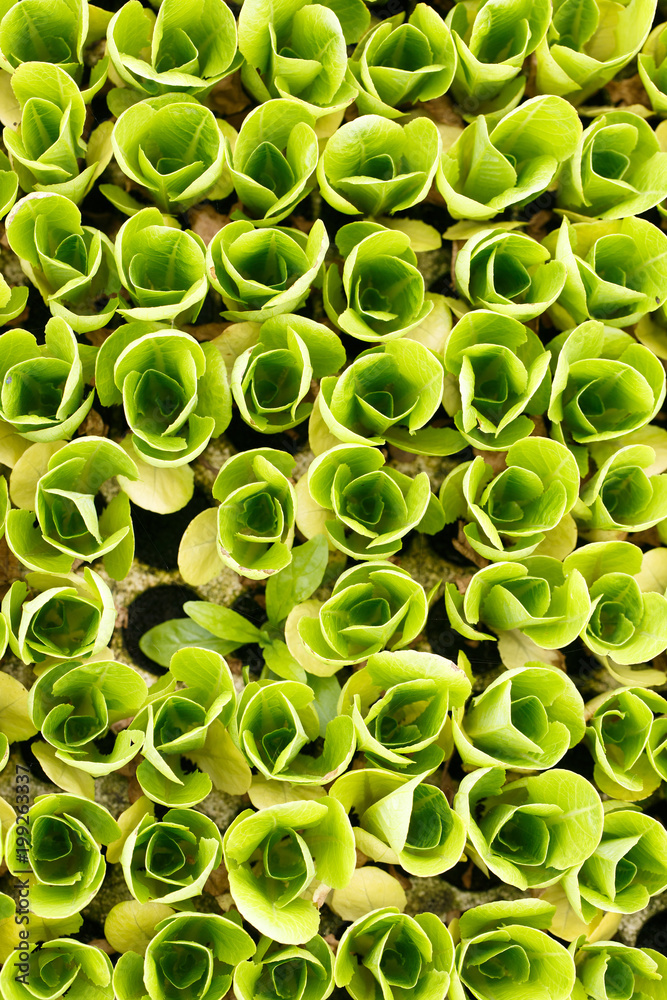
[[3, 568, 116, 665], [454, 767, 604, 889], [571, 940, 667, 1000], [5, 793, 121, 918], [0, 0, 91, 79], [207, 220, 328, 322], [223, 797, 356, 943], [574, 445, 667, 534], [318, 115, 441, 217], [0, 939, 114, 1000], [234, 935, 334, 1000]]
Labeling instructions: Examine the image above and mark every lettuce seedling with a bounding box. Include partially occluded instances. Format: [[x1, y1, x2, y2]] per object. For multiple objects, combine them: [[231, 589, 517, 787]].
[[0, 318, 96, 443], [234, 935, 334, 1000], [5, 437, 137, 578], [237, 0, 369, 115], [306, 442, 444, 559], [443, 310, 551, 450], [5, 792, 120, 918], [111, 93, 226, 213], [331, 767, 467, 876], [207, 220, 328, 321], [350, 4, 456, 118], [639, 21, 667, 116], [0, 0, 99, 80], [562, 804, 667, 922], [324, 222, 433, 341], [440, 436, 580, 562], [226, 99, 319, 226], [223, 797, 355, 943], [334, 907, 454, 1000], [564, 541, 667, 666], [451, 899, 575, 1000], [339, 649, 471, 772], [437, 95, 581, 220], [454, 767, 604, 889], [286, 561, 433, 673], [238, 678, 356, 783], [544, 218, 667, 330], [5, 193, 121, 333], [571, 940, 667, 1000], [536, 0, 657, 105], [2, 568, 115, 665], [0, 938, 114, 1000], [4, 61, 113, 204], [95, 325, 230, 467], [447, 0, 550, 118], [117, 801, 224, 904], [557, 111, 667, 221], [574, 445, 667, 533], [452, 664, 585, 772], [114, 208, 208, 324], [454, 228, 567, 321], [114, 912, 256, 1000], [107, 0, 240, 98], [232, 314, 345, 433], [318, 115, 441, 216]]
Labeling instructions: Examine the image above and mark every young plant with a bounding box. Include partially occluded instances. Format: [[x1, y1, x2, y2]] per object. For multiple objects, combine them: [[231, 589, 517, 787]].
[[5, 437, 137, 578], [639, 22, 667, 116], [452, 664, 585, 772], [237, 0, 369, 115], [574, 445, 667, 533], [454, 767, 604, 889], [4, 793, 120, 918], [306, 442, 444, 559], [212, 448, 296, 578], [207, 220, 328, 321], [4, 62, 113, 204], [349, 4, 456, 118], [223, 797, 355, 943], [324, 222, 433, 342], [2, 568, 116, 665], [451, 899, 575, 1000], [113, 912, 256, 1000], [331, 767, 467, 876], [131, 647, 251, 806], [443, 310, 551, 450], [0, 318, 96, 443], [556, 111, 667, 221], [286, 562, 432, 673], [338, 649, 471, 771], [314, 338, 462, 456], [562, 805, 667, 922], [114, 208, 209, 324], [237, 678, 356, 783], [564, 542, 667, 666], [547, 322, 666, 450], [445, 556, 592, 648], [111, 93, 226, 213], [437, 96, 581, 220], [536, 0, 657, 105], [232, 314, 345, 434], [226, 99, 319, 226], [0, 939, 114, 1000], [584, 686, 667, 799], [107, 0, 240, 98], [5, 193, 121, 333], [318, 115, 441, 216], [544, 218, 667, 330], [440, 436, 580, 562], [454, 228, 567, 321], [334, 907, 454, 1000], [29, 658, 147, 776], [117, 801, 224, 904], [571, 940, 667, 1000], [0, 0, 93, 79], [446, 0, 551, 118], [234, 935, 334, 1000], [95, 325, 230, 467]]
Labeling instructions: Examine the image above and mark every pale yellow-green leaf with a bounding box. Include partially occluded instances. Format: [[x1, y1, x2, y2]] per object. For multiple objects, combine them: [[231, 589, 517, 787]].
[[186, 719, 252, 796], [0, 672, 37, 742], [442, 220, 525, 240], [0, 910, 82, 963], [105, 900, 174, 955], [635, 547, 667, 594], [403, 293, 452, 354], [285, 600, 342, 677], [330, 867, 407, 922], [498, 630, 565, 671], [210, 322, 261, 377], [307, 401, 341, 457], [533, 514, 577, 560], [0, 420, 30, 468], [178, 507, 223, 586], [604, 656, 667, 689], [376, 217, 442, 252], [294, 473, 335, 544], [31, 742, 95, 799], [106, 796, 155, 864], [539, 884, 621, 943], [117, 436, 194, 514], [9, 441, 67, 509], [0, 69, 19, 129], [247, 776, 326, 810]]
